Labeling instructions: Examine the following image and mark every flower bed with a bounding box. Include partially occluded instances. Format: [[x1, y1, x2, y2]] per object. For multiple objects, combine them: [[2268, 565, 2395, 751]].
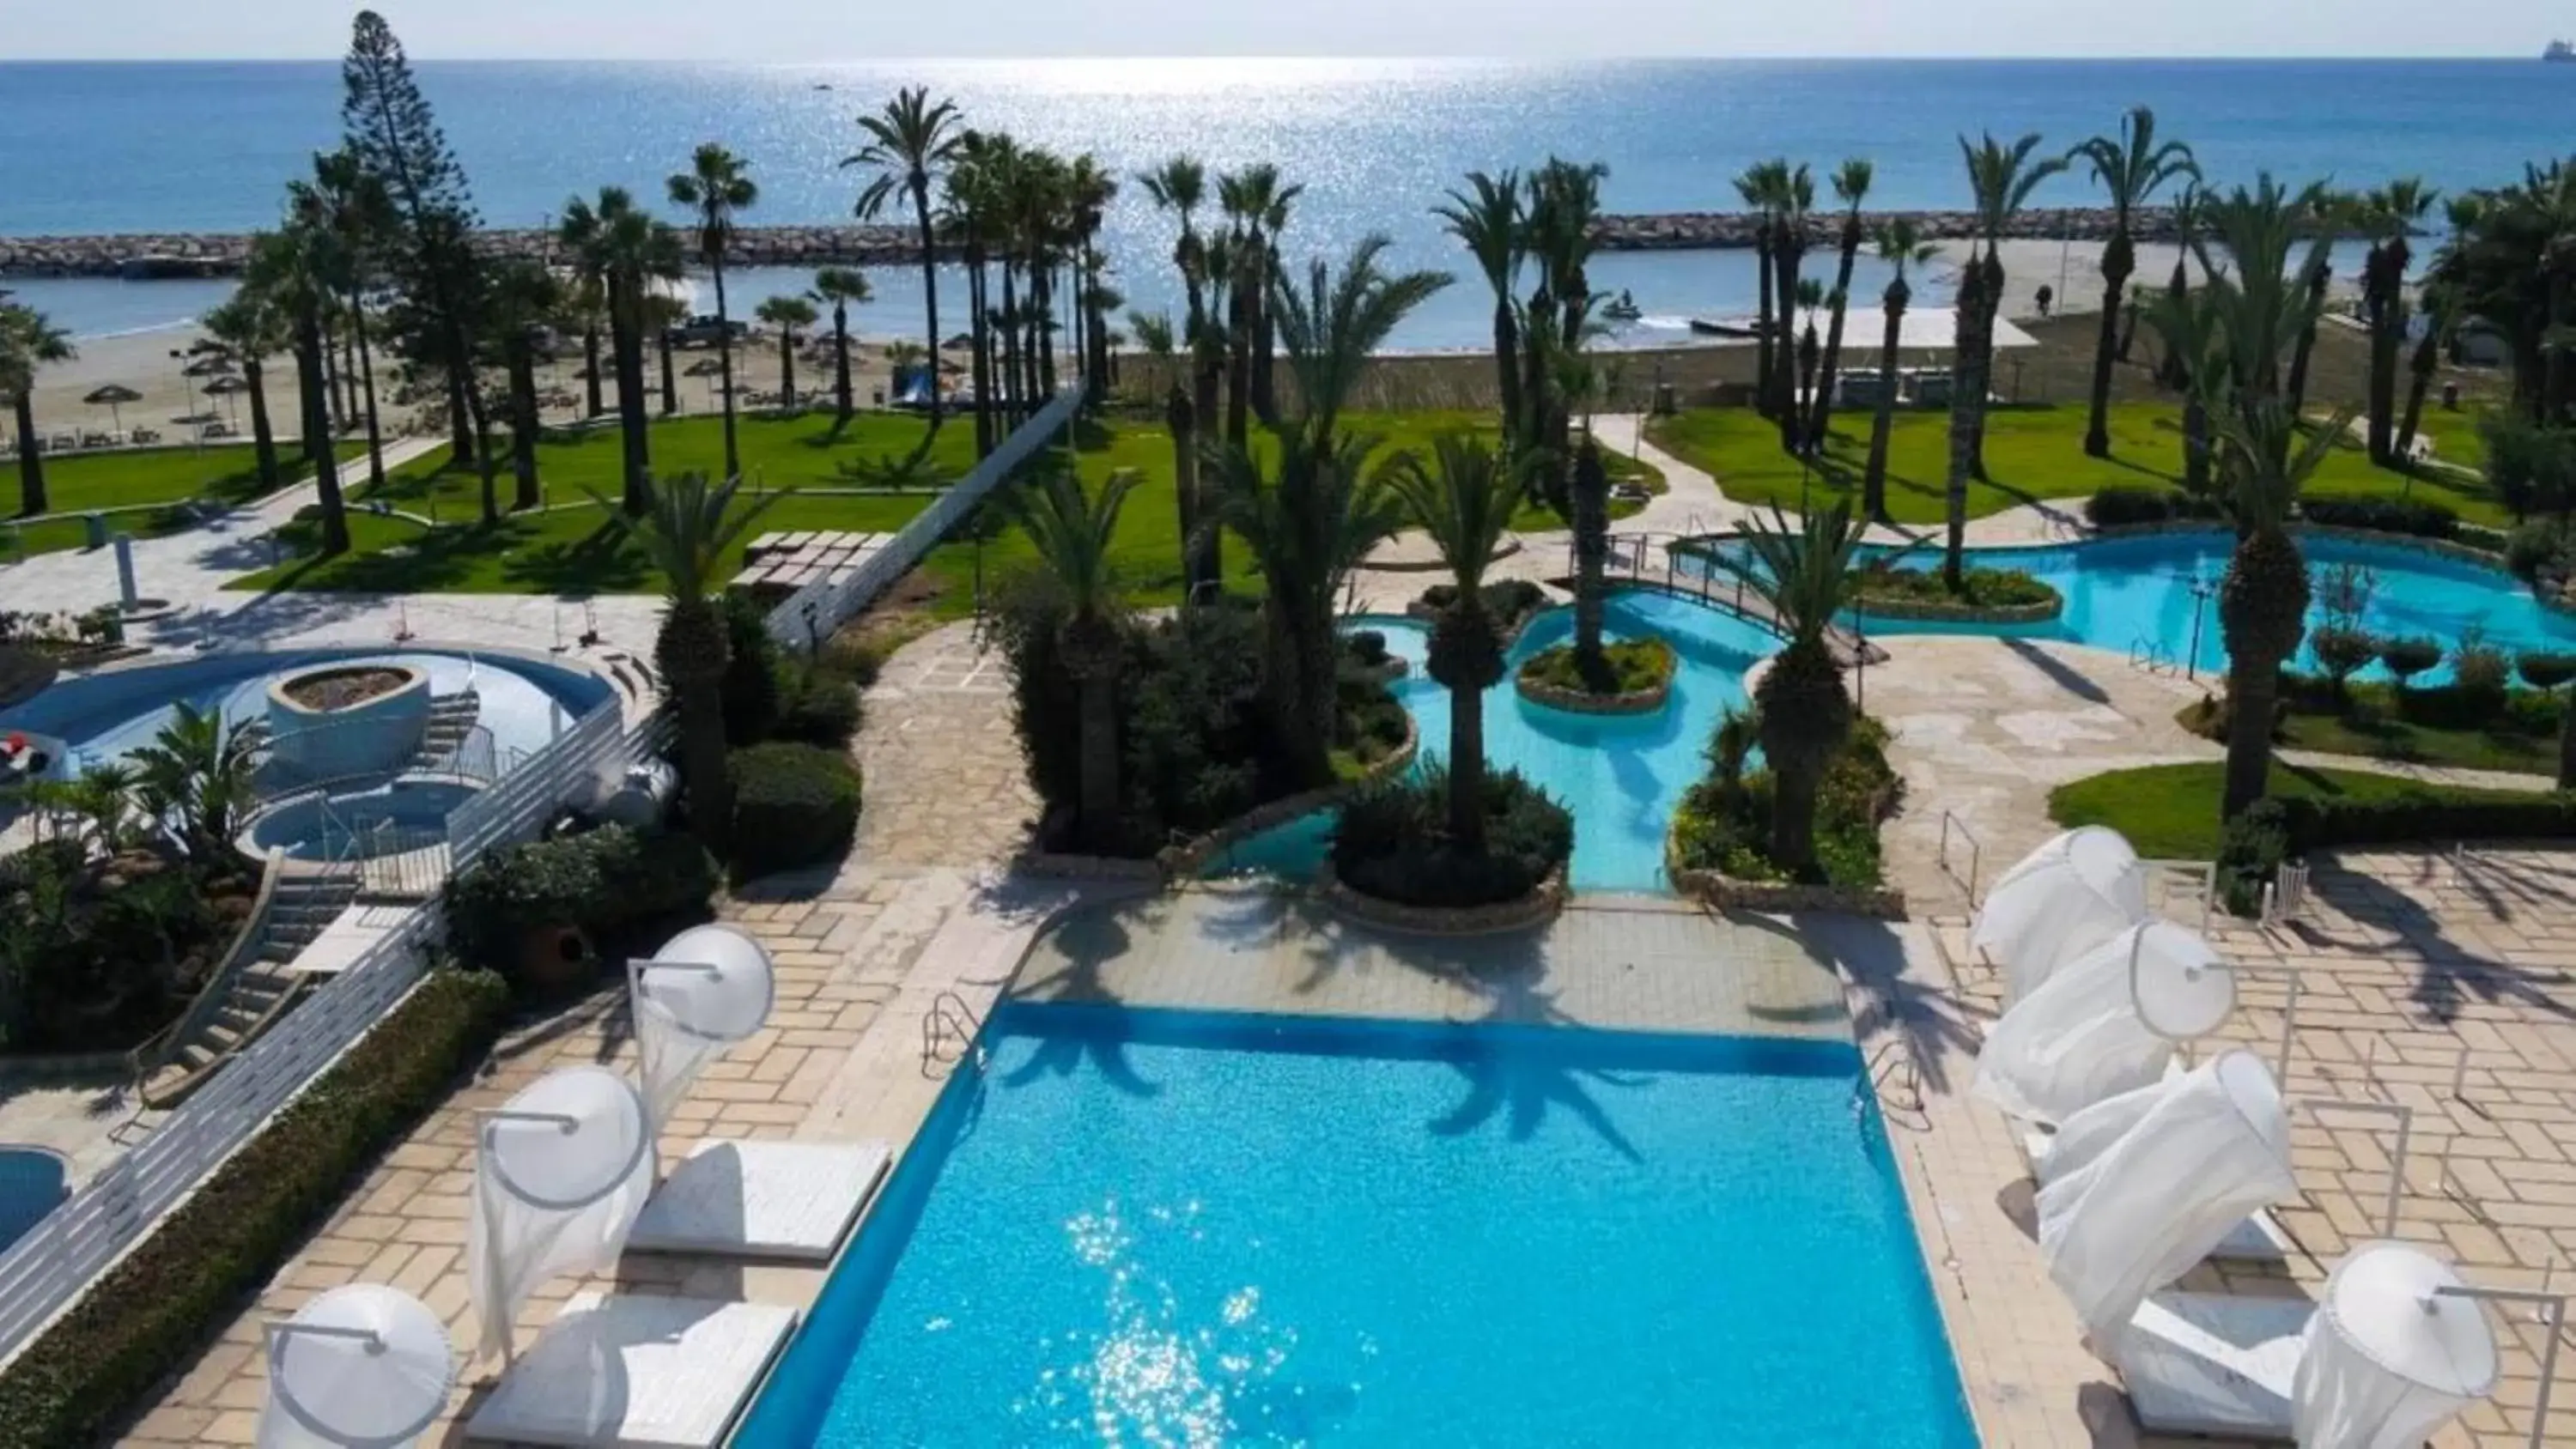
[[1664, 837, 1908, 918], [1514, 638, 1676, 714]]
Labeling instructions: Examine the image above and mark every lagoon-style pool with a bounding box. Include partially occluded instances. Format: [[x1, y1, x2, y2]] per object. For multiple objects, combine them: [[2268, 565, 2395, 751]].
[[732, 1003, 1977, 1448], [1212, 591, 1778, 894]]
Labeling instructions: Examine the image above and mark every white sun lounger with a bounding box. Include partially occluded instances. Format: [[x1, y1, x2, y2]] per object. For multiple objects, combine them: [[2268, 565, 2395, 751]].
[[465, 1292, 798, 1449], [626, 1139, 890, 1262], [2114, 1290, 2312, 1440], [2020, 1126, 2295, 1262]]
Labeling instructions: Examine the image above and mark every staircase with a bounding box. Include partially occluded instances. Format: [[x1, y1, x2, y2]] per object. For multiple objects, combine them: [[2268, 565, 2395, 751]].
[[419, 689, 482, 774], [134, 864, 360, 1110]]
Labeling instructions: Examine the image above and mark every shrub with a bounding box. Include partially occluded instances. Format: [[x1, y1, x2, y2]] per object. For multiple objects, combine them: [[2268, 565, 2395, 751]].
[[1419, 579, 1547, 632], [2506, 521, 2567, 583], [719, 591, 782, 747], [445, 825, 718, 979], [1671, 711, 1900, 888], [2451, 626, 2512, 709], [1330, 767, 1573, 908], [0, 967, 509, 1449], [2310, 626, 2379, 700], [2379, 636, 2444, 691], [772, 662, 864, 748], [2084, 486, 2216, 528], [2518, 651, 2576, 692], [1346, 630, 1390, 669], [727, 742, 863, 881], [1517, 638, 1676, 695], [2300, 496, 2459, 540], [2216, 799, 2293, 916], [0, 843, 234, 1052]]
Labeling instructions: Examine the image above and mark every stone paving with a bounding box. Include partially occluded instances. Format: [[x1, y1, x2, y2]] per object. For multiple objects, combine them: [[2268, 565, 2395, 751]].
[[848, 618, 1039, 867]]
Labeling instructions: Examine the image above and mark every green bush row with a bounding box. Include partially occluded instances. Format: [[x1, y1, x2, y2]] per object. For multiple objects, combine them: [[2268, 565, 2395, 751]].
[[1516, 638, 1676, 695], [728, 742, 863, 882], [0, 967, 512, 1449], [2221, 790, 2576, 913], [446, 825, 719, 982], [2300, 495, 2462, 540], [1852, 564, 2057, 609], [2083, 486, 2224, 528]]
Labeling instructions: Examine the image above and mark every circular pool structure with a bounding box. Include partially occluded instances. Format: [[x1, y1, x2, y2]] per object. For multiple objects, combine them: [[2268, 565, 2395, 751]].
[[243, 778, 483, 862], [266, 663, 431, 783]]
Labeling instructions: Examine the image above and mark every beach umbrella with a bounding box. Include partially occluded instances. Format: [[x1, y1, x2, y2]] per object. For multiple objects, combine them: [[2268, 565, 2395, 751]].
[[202, 374, 250, 427], [258, 1283, 455, 1448], [683, 357, 725, 378], [182, 353, 237, 379], [630, 925, 775, 1134], [467, 1066, 653, 1365], [82, 383, 143, 433]]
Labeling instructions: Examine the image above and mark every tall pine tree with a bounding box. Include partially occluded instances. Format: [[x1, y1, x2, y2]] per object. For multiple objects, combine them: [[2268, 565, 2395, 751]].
[[340, 11, 502, 522]]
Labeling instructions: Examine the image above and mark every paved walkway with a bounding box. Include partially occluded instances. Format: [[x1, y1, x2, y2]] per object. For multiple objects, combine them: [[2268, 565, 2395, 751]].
[[849, 619, 1039, 867], [0, 437, 667, 682]]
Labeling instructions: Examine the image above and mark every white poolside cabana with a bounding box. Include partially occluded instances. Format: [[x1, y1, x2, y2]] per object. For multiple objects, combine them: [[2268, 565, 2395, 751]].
[[1972, 827, 2152, 1003], [258, 1284, 454, 1449], [467, 1065, 655, 1366], [1976, 919, 2236, 1127]]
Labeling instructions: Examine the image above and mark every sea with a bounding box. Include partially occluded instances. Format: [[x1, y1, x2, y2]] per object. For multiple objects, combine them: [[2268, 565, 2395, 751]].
[[2, 58, 2570, 349]]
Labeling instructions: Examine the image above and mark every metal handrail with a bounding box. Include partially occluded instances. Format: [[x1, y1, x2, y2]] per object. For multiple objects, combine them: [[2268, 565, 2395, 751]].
[[1937, 810, 1984, 906], [921, 988, 987, 1070], [128, 846, 289, 1088]]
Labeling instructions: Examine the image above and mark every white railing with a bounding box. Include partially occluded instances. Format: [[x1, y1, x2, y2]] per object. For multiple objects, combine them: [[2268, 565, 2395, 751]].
[[765, 390, 1082, 648], [0, 907, 440, 1364], [443, 701, 625, 867]]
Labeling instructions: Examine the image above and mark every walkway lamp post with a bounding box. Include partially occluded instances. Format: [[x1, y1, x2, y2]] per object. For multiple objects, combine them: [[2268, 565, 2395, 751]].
[[2185, 573, 2216, 683]]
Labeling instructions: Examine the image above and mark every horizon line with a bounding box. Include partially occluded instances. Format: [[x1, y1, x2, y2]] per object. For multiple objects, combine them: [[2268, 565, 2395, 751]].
[[0, 51, 2553, 64]]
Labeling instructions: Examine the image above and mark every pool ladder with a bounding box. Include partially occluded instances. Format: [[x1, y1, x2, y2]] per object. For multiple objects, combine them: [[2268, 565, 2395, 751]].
[[1863, 1037, 1929, 1131], [2127, 633, 2177, 676], [921, 989, 987, 1074]]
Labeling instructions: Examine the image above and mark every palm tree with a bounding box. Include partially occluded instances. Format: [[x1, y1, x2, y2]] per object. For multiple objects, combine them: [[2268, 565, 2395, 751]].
[[2214, 400, 2349, 818], [562, 187, 683, 512], [2397, 195, 2486, 460], [2362, 179, 2437, 464], [1863, 220, 1935, 518], [845, 88, 963, 424], [246, 227, 350, 555], [484, 258, 559, 515], [1806, 157, 1874, 447], [644, 293, 686, 418], [1518, 157, 1608, 502], [1434, 170, 1525, 442], [1569, 440, 1614, 683], [1062, 154, 1119, 403], [1384, 435, 1522, 850], [129, 701, 259, 862], [2154, 184, 2205, 388], [1206, 235, 1447, 783], [999, 464, 1135, 846], [1735, 161, 1787, 421], [1944, 132, 2068, 590], [755, 294, 817, 409], [669, 143, 757, 481], [198, 292, 289, 496], [2145, 285, 2227, 498], [1771, 163, 1817, 449], [566, 274, 609, 418], [595, 471, 785, 853], [807, 266, 871, 419], [2070, 106, 2196, 458], [307, 149, 393, 492], [1793, 276, 1827, 434], [0, 306, 74, 518], [1737, 500, 1867, 875]]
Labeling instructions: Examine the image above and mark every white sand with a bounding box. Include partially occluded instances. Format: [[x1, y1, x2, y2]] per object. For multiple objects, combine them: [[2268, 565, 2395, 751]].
[[1936, 239, 2364, 324]]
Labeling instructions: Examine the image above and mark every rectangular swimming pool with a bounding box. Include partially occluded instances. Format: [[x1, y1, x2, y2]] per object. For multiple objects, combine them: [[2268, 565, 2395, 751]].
[[734, 1003, 1977, 1447]]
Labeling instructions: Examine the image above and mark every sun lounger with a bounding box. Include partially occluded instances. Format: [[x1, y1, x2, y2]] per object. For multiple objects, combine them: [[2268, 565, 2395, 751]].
[[464, 1293, 798, 1449], [625, 1139, 890, 1261], [2116, 1289, 2309, 1440]]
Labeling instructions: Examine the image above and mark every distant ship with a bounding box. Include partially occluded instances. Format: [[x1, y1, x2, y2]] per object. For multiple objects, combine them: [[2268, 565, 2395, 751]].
[[2548, 39, 2576, 61]]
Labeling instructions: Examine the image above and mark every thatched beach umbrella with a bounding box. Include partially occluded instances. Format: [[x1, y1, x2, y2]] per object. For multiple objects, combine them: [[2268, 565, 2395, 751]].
[[83, 383, 143, 433], [202, 374, 249, 427], [683, 355, 726, 410], [182, 353, 237, 379]]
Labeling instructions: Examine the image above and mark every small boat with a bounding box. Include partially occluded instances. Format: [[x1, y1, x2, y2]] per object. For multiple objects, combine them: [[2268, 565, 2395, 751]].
[[1688, 317, 1769, 339], [1601, 291, 1643, 323], [813, 82, 835, 89]]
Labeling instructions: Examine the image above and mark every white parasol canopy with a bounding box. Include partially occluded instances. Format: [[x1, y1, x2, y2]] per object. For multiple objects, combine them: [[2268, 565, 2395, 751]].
[[2038, 1050, 2298, 1348], [1973, 827, 2151, 1003], [468, 1066, 653, 1364], [258, 1283, 454, 1448], [1975, 920, 2236, 1126], [631, 924, 776, 1132], [2294, 1242, 2500, 1449]]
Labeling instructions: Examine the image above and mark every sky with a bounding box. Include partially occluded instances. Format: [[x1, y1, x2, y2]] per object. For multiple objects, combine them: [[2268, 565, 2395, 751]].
[[0, 0, 2559, 59]]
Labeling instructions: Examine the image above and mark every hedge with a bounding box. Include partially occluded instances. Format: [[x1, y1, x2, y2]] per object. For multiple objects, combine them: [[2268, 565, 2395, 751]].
[[2300, 495, 2459, 540], [2222, 790, 2576, 913], [728, 742, 863, 881], [0, 967, 511, 1449], [2084, 485, 2221, 528]]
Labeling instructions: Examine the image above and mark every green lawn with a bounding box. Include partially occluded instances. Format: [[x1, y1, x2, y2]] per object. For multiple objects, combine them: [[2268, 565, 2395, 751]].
[[2045, 759, 2538, 859], [232, 407, 1655, 609], [3, 440, 368, 558], [1647, 403, 2507, 528], [2177, 688, 2560, 778]]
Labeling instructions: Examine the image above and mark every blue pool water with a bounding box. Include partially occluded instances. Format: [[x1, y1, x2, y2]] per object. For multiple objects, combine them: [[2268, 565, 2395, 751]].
[[736, 1003, 1976, 1448], [0, 1149, 68, 1252], [1702, 530, 2576, 683], [1214, 592, 1777, 894]]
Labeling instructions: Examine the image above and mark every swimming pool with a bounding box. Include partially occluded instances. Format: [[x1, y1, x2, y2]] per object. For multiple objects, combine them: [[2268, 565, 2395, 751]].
[[241, 778, 483, 862], [734, 1003, 1977, 1447], [1214, 592, 1778, 893], [1697, 529, 2576, 682]]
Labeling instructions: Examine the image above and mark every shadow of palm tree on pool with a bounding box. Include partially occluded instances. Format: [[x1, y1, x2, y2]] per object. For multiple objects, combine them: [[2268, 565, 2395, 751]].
[[1006, 900, 1162, 1098], [1428, 983, 1647, 1163]]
